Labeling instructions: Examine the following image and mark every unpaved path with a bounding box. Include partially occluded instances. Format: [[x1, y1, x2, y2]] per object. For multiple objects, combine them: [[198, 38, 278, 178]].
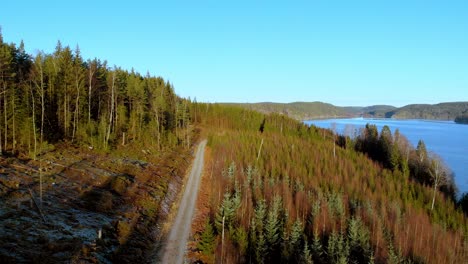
[[160, 139, 207, 264]]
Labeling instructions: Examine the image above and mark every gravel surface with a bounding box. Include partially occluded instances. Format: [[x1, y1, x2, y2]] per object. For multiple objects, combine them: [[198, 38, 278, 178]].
[[160, 140, 207, 264]]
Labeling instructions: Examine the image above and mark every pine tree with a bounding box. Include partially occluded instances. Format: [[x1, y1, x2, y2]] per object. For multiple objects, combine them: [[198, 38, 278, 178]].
[[280, 222, 291, 261], [390, 129, 402, 170], [327, 231, 338, 263], [302, 241, 314, 264], [387, 243, 402, 264], [336, 232, 349, 264], [287, 218, 304, 262], [253, 199, 267, 263], [348, 216, 360, 249], [227, 161, 236, 181], [311, 231, 323, 263], [215, 192, 235, 233], [265, 196, 282, 252], [198, 219, 215, 256], [254, 199, 267, 230], [233, 226, 248, 255], [416, 139, 427, 163], [0, 41, 15, 153], [378, 125, 393, 168], [255, 230, 266, 264]]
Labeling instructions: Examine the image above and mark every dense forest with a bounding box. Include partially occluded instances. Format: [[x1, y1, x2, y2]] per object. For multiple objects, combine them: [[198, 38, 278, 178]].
[[192, 105, 468, 263], [390, 102, 468, 120], [228, 101, 468, 121], [0, 32, 193, 157]]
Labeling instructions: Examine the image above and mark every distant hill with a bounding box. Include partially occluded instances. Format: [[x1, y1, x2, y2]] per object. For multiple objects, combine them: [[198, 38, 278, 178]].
[[225, 101, 468, 121], [223, 102, 351, 120], [389, 102, 468, 120], [361, 105, 398, 118]]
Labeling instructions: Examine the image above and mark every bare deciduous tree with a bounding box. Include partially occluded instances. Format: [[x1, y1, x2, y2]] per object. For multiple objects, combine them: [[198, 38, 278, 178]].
[[428, 153, 451, 211]]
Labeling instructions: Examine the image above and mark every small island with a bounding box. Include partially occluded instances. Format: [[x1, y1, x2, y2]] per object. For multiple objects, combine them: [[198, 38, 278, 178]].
[[455, 115, 468, 124]]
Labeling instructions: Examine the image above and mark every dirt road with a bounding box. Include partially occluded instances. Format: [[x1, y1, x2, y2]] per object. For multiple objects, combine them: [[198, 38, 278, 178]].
[[160, 139, 207, 264]]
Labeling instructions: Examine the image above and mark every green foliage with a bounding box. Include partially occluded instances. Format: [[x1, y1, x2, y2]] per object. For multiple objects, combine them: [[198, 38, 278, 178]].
[[215, 192, 237, 233], [232, 226, 248, 255], [457, 193, 468, 215], [379, 125, 393, 168], [311, 231, 323, 263], [454, 114, 468, 124], [391, 102, 468, 120], [327, 191, 345, 220], [347, 216, 371, 263], [223, 102, 349, 120], [289, 218, 304, 260], [198, 220, 216, 256], [223, 102, 468, 121], [197, 219, 216, 256], [387, 243, 403, 264], [416, 140, 427, 163], [265, 196, 282, 252], [0, 37, 192, 156], [302, 241, 314, 264]]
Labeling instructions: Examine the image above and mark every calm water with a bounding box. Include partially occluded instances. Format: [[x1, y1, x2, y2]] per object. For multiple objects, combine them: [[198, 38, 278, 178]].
[[304, 118, 468, 195]]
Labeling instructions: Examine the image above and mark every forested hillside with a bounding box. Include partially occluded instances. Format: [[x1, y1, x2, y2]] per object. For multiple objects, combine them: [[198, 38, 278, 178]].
[[360, 105, 397, 118], [225, 101, 468, 121], [390, 102, 468, 120], [224, 102, 350, 120], [191, 104, 468, 263]]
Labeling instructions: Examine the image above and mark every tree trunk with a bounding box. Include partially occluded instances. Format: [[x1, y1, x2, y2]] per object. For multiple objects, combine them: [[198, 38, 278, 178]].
[[30, 82, 37, 160], [431, 182, 437, 211], [155, 108, 161, 150], [40, 74, 44, 153], [4, 88, 7, 150], [175, 102, 178, 141], [0, 82, 3, 154], [12, 93, 15, 151], [256, 138, 264, 163], [105, 72, 115, 148], [430, 160, 441, 211], [72, 77, 80, 141], [64, 91, 67, 137], [88, 66, 94, 124]]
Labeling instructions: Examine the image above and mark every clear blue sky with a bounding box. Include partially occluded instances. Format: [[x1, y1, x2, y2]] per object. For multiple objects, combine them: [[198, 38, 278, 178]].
[[1, 1, 467, 106]]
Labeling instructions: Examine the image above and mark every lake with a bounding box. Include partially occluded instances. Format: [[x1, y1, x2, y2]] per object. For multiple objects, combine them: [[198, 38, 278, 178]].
[[304, 118, 468, 195]]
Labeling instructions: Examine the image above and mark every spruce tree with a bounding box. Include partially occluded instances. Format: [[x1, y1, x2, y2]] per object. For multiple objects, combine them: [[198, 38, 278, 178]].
[[302, 241, 314, 264], [265, 196, 282, 252], [198, 219, 215, 256], [215, 192, 235, 233], [311, 231, 323, 263], [255, 230, 266, 264], [327, 231, 338, 263]]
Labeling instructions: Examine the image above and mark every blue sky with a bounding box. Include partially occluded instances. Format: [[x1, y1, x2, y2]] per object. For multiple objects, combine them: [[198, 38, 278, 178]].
[[1, 1, 467, 106]]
